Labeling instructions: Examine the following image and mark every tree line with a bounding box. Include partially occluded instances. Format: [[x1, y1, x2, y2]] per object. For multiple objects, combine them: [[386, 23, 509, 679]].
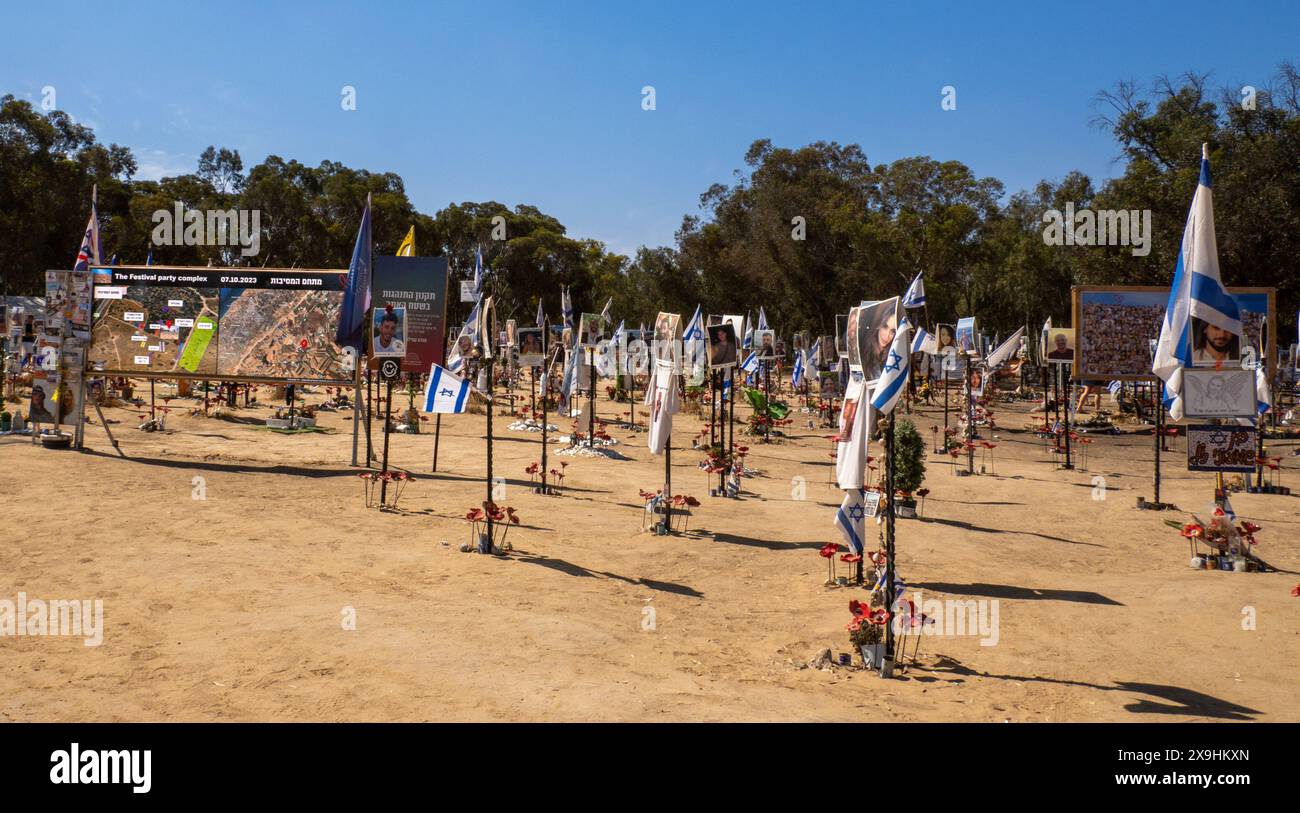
[[2, 63, 1297, 342]]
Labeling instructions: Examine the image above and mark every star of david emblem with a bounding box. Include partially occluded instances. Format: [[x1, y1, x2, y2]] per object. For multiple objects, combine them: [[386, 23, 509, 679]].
[[882, 350, 902, 373], [440, 388, 455, 397], [848, 504, 865, 521]]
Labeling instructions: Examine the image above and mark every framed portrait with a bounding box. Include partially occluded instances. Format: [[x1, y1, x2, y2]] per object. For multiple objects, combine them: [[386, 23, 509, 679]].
[[578, 312, 605, 348], [505, 319, 517, 348], [517, 327, 544, 367], [707, 322, 738, 368], [835, 314, 849, 358], [371, 306, 407, 358], [754, 329, 776, 359], [856, 297, 901, 384], [955, 317, 977, 354], [654, 311, 681, 367], [936, 323, 956, 353], [1045, 327, 1075, 364]]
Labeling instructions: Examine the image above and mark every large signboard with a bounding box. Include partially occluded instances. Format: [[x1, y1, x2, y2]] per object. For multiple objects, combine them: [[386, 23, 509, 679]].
[[1072, 286, 1275, 381], [89, 265, 354, 383], [368, 256, 449, 373], [1186, 425, 1257, 473]]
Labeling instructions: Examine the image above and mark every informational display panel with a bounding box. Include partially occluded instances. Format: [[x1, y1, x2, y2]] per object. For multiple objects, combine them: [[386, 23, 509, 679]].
[[367, 255, 449, 373], [1072, 286, 1275, 380], [89, 265, 354, 383]]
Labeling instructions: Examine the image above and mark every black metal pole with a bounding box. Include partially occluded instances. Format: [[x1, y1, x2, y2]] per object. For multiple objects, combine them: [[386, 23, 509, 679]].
[[763, 360, 771, 443], [1154, 380, 1163, 506], [365, 368, 374, 465], [150, 378, 156, 421], [728, 368, 736, 494], [965, 354, 974, 474], [380, 377, 393, 504], [432, 414, 441, 472], [486, 356, 495, 544], [662, 438, 672, 532], [588, 348, 596, 445], [884, 411, 897, 675]]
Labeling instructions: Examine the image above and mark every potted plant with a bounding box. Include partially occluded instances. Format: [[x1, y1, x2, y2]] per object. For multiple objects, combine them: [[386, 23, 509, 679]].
[[847, 599, 891, 668], [893, 419, 926, 518]]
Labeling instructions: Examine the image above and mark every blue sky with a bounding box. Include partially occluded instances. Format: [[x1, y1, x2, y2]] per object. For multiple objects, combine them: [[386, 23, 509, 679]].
[[4, 1, 1297, 257]]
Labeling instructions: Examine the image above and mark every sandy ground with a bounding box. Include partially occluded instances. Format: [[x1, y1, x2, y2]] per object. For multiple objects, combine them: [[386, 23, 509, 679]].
[[1, 378, 1297, 722]]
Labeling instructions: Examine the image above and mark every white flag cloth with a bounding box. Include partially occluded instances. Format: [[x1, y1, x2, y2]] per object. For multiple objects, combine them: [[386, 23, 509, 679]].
[[911, 325, 938, 356], [835, 489, 867, 555], [561, 286, 574, 330], [902, 271, 925, 308], [647, 362, 679, 455], [836, 377, 872, 490], [869, 320, 912, 414], [422, 363, 471, 413], [1153, 144, 1242, 421], [791, 348, 805, 388], [985, 326, 1025, 369]]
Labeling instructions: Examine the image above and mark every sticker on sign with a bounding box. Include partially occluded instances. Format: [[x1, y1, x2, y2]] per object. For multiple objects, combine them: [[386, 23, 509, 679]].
[[134, 355, 150, 365]]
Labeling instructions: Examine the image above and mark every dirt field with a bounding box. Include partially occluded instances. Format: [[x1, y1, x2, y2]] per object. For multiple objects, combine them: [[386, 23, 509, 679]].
[[1, 381, 1297, 722]]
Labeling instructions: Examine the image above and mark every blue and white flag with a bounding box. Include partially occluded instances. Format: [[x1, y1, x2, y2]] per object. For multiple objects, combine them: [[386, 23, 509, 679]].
[[536, 299, 545, 328], [1153, 144, 1242, 421], [558, 346, 580, 413], [335, 193, 372, 354], [902, 272, 926, 309], [600, 296, 613, 324], [806, 337, 822, 368], [739, 350, 759, 376], [446, 297, 481, 374], [682, 305, 703, 341], [561, 286, 574, 330], [422, 363, 471, 414], [791, 347, 806, 388], [834, 489, 867, 555], [742, 311, 753, 350], [757, 307, 769, 331], [1108, 380, 1122, 398], [72, 187, 101, 273], [985, 326, 1025, 369], [910, 325, 938, 355], [869, 319, 912, 414], [472, 246, 485, 299]]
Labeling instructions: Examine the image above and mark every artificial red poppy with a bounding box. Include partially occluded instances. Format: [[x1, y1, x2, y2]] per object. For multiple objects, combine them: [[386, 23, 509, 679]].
[[819, 543, 840, 559]]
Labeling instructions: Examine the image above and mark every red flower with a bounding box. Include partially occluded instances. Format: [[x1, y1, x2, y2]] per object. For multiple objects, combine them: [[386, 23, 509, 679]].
[[1292, 584, 1300, 597], [1180, 523, 1204, 539], [505, 507, 520, 525], [466, 508, 485, 522], [819, 543, 841, 559], [867, 609, 891, 626], [840, 553, 862, 564]]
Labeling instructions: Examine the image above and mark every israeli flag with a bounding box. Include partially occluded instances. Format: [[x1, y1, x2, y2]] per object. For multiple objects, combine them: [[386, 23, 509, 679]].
[[561, 285, 574, 330], [1108, 380, 1122, 398], [791, 347, 805, 388], [473, 246, 485, 298], [422, 363, 471, 414], [869, 319, 912, 414], [834, 489, 867, 555], [558, 347, 580, 413], [1153, 144, 1242, 421], [911, 325, 938, 355], [739, 350, 759, 376], [757, 307, 769, 331], [600, 296, 613, 323], [902, 272, 926, 308], [682, 305, 703, 340]]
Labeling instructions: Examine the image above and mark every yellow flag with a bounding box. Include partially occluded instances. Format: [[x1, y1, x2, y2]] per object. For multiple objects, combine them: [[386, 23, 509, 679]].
[[396, 225, 416, 257]]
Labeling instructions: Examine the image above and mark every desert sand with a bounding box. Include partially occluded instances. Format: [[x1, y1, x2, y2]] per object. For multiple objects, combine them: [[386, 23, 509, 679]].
[[1, 379, 1297, 722]]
